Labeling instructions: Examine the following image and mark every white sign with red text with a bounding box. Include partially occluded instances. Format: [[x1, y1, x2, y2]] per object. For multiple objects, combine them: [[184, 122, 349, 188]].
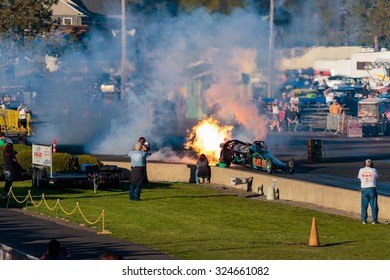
[[32, 144, 52, 167]]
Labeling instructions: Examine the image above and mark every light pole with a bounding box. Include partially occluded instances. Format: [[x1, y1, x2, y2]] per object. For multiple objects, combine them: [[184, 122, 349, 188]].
[[267, 0, 274, 99], [121, 0, 126, 100]]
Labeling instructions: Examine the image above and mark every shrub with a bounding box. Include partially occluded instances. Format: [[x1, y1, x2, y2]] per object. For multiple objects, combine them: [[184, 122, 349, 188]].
[[14, 144, 32, 153], [15, 148, 75, 174], [0, 144, 101, 176], [77, 155, 102, 168], [16, 148, 33, 172], [52, 152, 75, 173]]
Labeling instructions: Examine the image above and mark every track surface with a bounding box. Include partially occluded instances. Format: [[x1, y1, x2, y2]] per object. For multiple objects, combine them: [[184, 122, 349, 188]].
[[264, 131, 390, 195]]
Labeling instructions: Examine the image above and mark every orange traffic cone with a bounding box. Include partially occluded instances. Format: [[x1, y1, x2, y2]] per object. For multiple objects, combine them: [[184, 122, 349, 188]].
[[308, 217, 320, 246]]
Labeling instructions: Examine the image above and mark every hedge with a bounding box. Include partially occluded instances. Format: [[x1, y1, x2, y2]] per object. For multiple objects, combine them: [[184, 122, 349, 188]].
[[0, 144, 101, 178], [16, 148, 33, 172], [77, 155, 102, 168]]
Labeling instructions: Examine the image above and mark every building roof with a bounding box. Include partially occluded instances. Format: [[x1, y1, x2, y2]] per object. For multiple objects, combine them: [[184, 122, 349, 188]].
[[60, 0, 90, 16], [358, 97, 390, 104], [71, 0, 121, 16]]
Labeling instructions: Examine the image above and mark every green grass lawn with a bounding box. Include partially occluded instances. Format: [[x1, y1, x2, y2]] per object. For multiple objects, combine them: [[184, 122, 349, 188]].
[[3, 180, 390, 260]]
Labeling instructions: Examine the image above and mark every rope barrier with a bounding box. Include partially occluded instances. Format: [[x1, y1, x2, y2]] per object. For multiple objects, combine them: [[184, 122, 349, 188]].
[[5, 188, 111, 234]]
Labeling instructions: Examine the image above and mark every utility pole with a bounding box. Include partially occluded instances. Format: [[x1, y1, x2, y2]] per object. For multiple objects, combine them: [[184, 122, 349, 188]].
[[267, 0, 274, 98], [121, 0, 126, 100]]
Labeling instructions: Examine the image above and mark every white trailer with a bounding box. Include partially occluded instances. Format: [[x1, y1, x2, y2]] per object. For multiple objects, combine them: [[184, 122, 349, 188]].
[[350, 51, 390, 87]]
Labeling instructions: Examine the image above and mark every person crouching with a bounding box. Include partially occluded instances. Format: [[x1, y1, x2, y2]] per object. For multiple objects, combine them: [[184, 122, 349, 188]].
[[196, 154, 211, 184]]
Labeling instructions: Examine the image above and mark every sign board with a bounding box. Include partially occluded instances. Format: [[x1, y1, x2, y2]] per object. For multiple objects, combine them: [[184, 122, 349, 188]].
[[32, 144, 52, 167], [347, 120, 363, 138]]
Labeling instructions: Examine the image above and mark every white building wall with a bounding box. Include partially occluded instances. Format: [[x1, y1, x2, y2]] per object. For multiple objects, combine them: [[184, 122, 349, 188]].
[[314, 59, 352, 76], [350, 51, 390, 79]]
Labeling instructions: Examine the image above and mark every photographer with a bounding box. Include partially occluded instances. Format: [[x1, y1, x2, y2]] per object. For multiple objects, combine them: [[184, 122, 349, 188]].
[[138, 137, 151, 184]]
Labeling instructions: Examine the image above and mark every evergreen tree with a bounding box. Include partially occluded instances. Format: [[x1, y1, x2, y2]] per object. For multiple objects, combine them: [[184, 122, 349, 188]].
[[0, 1, 59, 75], [345, 0, 389, 49], [0, 0, 58, 39]]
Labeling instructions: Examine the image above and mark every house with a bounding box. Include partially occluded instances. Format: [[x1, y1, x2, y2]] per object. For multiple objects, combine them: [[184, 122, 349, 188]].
[[51, 0, 121, 28]]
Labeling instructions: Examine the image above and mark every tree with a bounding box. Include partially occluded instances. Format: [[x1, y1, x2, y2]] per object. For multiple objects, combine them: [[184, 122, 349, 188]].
[[178, 0, 245, 14], [125, 0, 246, 14], [369, 0, 390, 49], [0, 0, 59, 74], [126, 0, 179, 16], [0, 0, 59, 39], [345, 0, 389, 49]]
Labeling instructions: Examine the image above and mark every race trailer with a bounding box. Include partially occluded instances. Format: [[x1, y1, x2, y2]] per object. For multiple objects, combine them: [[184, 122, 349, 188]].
[[31, 144, 122, 192]]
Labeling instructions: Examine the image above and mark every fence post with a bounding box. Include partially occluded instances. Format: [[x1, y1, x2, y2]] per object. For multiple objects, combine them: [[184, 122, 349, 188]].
[[341, 111, 345, 133]]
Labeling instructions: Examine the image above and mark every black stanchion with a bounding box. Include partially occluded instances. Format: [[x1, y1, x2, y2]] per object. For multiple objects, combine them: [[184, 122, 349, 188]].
[[308, 139, 322, 161]]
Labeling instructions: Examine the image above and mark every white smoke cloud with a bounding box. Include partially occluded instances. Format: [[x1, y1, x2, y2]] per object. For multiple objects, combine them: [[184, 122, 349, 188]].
[[90, 7, 270, 156], [148, 147, 196, 164], [0, 6, 273, 159]]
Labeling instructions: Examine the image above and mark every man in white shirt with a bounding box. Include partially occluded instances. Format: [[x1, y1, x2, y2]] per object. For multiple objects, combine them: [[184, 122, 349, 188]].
[[357, 159, 379, 224], [324, 88, 334, 108], [17, 103, 29, 129]]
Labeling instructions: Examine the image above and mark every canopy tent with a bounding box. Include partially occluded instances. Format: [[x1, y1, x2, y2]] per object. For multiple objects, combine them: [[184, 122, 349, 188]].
[[369, 58, 390, 69]]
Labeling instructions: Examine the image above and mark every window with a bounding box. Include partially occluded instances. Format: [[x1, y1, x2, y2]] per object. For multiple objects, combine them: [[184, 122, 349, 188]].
[[357, 61, 372, 70], [63, 18, 72, 25]]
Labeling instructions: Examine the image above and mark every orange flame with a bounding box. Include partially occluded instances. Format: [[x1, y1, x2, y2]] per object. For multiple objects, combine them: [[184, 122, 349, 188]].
[[185, 117, 233, 163]]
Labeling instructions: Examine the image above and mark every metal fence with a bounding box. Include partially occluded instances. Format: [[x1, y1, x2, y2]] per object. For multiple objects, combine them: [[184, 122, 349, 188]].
[[323, 113, 353, 134], [0, 244, 38, 260]]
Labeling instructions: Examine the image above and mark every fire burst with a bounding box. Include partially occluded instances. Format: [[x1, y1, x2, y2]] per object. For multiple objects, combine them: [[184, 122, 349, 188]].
[[185, 117, 233, 163]]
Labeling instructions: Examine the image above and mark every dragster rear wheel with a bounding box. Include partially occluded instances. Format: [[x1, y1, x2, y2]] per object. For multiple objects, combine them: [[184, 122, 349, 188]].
[[222, 149, 232, 167]]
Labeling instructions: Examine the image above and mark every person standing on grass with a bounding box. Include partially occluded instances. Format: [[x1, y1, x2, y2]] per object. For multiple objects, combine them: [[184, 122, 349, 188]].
[[3, 143, 17, 198], [358, 159, 379, 224], [128, 142, 150, 201], [138, 137, 151, 184]]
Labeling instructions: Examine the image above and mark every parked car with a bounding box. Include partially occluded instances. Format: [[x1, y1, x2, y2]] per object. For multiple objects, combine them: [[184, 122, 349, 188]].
[[376, 86, 390, 97], [326, 75, 348, 87]]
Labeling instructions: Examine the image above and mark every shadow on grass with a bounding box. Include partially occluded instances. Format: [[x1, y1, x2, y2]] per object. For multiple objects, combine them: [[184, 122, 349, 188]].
[[141, 194, 238, 201], [320, 241, 355, 247], [3, 181, 235, 209], [3, 182, 183, 206]]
